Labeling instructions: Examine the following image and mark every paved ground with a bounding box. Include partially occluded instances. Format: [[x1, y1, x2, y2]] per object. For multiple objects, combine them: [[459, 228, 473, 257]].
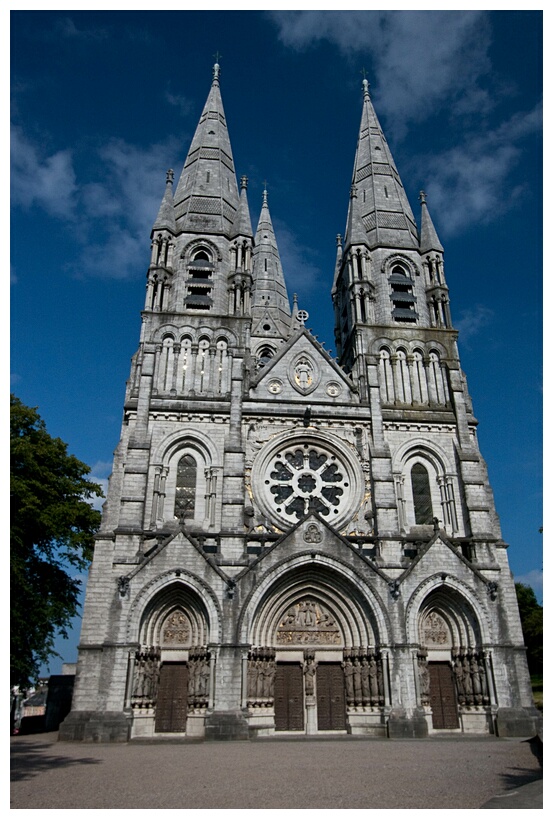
[[10, 732, 542, 810]]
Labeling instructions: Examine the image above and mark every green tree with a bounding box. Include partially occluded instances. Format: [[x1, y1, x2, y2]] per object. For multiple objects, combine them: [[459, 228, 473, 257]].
[[10, 395, 103, 687], [515, 582, 543, 675]]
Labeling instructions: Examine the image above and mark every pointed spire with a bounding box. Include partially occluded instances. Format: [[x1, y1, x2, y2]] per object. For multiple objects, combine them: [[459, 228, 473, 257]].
[[331, 234, 343, 294], [419, 190, 444, 253], [344, 77, 418, 250], [173, 61, 240, 236], [152, 169, 176, 233], [251, 187, 291, 336], [230, 175, 253, 238]]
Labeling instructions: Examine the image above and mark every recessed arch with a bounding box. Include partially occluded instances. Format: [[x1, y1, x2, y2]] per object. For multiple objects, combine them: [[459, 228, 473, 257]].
[[238, 554, 391, 648]]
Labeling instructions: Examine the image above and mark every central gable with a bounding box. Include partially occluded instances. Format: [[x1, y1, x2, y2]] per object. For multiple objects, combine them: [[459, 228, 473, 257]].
[[250, 330, 357, 404]]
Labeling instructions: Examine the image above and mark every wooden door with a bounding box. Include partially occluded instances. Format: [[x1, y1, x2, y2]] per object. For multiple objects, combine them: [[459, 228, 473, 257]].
[[317, 663, 346, 730], [428, 662, 459, 729], [274, 664, 304, 731], [154, 662, 189, 733]]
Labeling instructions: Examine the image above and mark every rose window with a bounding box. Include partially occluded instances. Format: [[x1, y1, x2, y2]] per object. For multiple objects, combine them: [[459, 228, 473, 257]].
[[266, 444, 350, 523]]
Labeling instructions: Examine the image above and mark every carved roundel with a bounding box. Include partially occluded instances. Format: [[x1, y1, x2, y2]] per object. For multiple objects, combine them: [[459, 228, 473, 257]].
[[251, 430, 364, 530]]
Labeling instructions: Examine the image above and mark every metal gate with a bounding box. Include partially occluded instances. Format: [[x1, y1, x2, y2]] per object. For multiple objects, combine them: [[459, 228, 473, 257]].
[[428, 662, 459, 729], [316, 663, 347, 730], [154, 662, 189, 733], [274, 664, 304, 731]]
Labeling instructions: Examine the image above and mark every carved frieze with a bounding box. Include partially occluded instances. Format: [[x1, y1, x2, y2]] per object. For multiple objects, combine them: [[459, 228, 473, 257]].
[[276, 599, 341, 645]]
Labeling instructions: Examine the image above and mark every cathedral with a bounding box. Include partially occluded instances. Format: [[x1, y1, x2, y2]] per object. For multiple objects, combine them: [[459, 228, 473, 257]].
[[60, 63, 539, 741]]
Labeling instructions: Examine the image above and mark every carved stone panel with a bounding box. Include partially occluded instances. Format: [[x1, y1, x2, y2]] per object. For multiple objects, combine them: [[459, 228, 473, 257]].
[[276, 599, 342, 646], [161, 609, 191, 646], [422, 611, 450, 647]]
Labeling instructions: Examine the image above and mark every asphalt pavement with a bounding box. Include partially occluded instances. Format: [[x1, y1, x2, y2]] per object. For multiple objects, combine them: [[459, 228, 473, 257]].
[[10, 731, 542, 810]]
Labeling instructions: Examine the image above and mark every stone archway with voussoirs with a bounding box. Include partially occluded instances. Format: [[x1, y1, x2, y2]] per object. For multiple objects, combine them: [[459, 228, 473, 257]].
[[242, 561, 391, 736]]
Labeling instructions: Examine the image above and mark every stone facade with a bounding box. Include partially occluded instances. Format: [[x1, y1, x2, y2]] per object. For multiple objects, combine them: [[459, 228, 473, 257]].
[[60, 65, 539, 742]]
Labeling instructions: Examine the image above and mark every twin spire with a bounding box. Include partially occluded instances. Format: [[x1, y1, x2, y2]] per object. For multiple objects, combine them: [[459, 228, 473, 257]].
[[344, 76, 442, 254]]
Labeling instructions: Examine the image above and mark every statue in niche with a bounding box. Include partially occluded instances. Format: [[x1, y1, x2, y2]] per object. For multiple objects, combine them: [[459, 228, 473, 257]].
[[304, 655, 317, 696], [342, 657, 355, 703], [294, 358, 313, 390]]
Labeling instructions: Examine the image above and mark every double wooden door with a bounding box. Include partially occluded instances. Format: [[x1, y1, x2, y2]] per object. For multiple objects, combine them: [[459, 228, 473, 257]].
[[428, 662, 459, 729], [154, 662, 189, 733]]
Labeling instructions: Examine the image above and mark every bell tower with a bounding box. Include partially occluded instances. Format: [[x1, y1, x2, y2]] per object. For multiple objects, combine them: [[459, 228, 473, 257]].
[[333, 78, 500, 552]]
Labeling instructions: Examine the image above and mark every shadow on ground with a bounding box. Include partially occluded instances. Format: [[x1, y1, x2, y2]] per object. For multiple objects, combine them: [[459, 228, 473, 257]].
[[10, 740, 101, 782]]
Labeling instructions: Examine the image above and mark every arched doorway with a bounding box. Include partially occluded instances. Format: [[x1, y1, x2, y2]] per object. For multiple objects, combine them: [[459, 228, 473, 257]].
[[245, 565, 388, 735], [130, 582, 211, 735], [416, 587, 491, 732]]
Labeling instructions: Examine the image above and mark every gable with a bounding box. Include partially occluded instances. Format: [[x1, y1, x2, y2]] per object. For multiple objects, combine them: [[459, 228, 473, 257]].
[[250, 330, 357, 404]]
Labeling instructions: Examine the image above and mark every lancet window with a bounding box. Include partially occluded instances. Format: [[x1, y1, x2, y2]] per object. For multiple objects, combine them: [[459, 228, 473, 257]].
[[174, 454, 197, 520], [389, 264, 417, 323]]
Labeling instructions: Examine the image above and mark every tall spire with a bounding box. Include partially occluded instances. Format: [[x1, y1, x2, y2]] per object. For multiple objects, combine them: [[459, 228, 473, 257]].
[[231, 175, 253, 239], [173, 62, 240, 236], [419, 190, 444, 253], [251, 187, 291, 336], [152, 169, 176, 233], [344, 78, 418, 249]]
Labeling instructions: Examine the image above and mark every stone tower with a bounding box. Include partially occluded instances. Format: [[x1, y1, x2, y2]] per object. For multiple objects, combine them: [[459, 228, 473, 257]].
[[61, 65, 539, 742]]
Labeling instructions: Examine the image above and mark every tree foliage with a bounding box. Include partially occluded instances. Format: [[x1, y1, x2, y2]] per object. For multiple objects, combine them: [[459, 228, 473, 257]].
[[515, 582, 542, 675], [10, 395, 103, 687]]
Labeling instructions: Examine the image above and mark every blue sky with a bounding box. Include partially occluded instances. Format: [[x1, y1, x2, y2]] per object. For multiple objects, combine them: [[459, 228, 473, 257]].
[[10, 10, 542, 673]]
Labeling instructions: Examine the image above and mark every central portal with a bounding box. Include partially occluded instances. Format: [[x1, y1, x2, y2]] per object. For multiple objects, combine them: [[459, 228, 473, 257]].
[[274, 663, 304, 731], [316, 663, 346, 730]]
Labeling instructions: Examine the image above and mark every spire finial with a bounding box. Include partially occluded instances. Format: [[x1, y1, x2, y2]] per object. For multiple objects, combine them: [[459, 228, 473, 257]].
[[336, 234, 342, 246], [262, 184, 268, 206], [419, 190, 427, 205], [212, 53, 222, 83], [360, 67, 370, 98], [166, 169, 174, 186], [240, 175, 248, 190]]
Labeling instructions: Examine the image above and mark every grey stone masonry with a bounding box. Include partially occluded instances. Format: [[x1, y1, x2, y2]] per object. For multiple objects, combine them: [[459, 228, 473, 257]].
[[60, 64, 540, 743]]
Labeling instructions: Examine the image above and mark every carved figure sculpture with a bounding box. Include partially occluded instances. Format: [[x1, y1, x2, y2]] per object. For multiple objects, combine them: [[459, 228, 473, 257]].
[[304, 656, 317, 696], [343, 657, 355, 703]]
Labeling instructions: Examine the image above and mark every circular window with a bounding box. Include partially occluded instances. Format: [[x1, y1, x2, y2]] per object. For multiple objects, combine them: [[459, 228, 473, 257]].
[[251, 431, 364, 530]]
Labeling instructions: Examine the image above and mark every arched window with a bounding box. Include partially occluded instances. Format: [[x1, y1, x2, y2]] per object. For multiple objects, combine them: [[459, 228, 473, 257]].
[[389, 264, 417, 323], [411, 463, 433, 524], [174, 454, 197, 520], [257, 345, 275, 368]]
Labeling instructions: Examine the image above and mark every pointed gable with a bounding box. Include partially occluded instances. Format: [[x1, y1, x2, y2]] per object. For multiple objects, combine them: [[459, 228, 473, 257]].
[[251, 328, 357, 405]]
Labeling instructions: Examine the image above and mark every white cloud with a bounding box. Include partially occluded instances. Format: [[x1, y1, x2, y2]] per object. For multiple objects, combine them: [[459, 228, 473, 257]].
[[12, 127, 182, 280], [11, 126, 77, 219], [165, 90, 194, 118], [421, 104, 541, 236], [454, 305, 494, 344], [270, 10, 492, 134], [88, 475, 109, 512]]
